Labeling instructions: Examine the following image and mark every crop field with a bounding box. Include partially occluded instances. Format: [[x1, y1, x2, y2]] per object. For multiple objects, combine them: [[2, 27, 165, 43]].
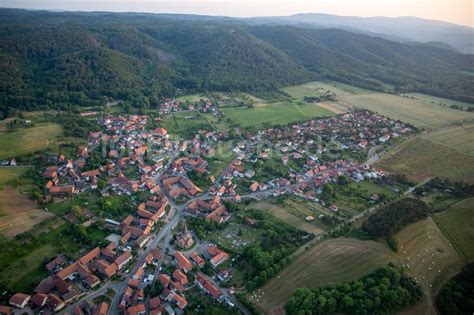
[[317, 101, 350, 114], [0, 123, 62, 159], [395, 217, 465, 315], [337, 93, 474, 128], [421, 124, 474, 155], [405, 93, 474, 109], [433, 198, 474, 261], [222, 101, 334, 128], [377, 138, 474, 184], [0, 167, 53, 238], [253, 237, 397, 314], [249, 199, 334, 235]]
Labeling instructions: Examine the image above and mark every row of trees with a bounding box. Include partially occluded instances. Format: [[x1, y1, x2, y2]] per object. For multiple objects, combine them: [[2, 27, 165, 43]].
[[359, 197, 431, 240], [436, 263, 474, 315], [285, 265, 422, 314]]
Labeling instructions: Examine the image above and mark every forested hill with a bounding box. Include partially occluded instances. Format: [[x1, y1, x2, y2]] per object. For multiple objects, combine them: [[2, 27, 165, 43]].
[[0, 9, 473, 119]]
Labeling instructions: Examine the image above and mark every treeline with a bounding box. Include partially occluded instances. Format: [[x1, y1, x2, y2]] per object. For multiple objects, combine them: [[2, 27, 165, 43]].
[[1, 9, 473, 119], [285, 265, 422, 315], [414, 178, 474, 199], [436, 263, 474, 315], [239, 209, 312, 290], [359, 197, 430, 240]]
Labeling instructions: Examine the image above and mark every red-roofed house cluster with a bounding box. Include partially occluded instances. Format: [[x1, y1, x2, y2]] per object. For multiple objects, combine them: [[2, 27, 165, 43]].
[[4, 242, 132, 312]]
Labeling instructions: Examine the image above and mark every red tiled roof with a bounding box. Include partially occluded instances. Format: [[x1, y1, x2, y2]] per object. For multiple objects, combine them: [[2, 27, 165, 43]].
[[93, 302, 109, 315], [9, 293, 29, 307], [175, 252, 192, 272]]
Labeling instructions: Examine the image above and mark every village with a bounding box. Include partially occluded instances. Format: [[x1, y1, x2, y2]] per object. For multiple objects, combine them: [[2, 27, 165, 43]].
[[0, 99, 414, 315]]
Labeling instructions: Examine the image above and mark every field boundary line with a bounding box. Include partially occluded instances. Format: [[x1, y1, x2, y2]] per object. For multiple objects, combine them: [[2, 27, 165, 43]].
[[431, 214, 469, 262]]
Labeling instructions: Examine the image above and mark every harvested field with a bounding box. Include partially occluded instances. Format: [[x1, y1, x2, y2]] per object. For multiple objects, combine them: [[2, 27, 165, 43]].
[[422, 124, 474, 155], [377, 138, 474, 184], [253, 238, 397, 314], [433, 198, 474, 261], [0, 167, 53, 238], [396, 217, 465, 315], [338, 93, 474, 128]]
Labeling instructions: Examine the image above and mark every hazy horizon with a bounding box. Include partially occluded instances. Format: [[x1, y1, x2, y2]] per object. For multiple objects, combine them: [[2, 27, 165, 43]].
[[0, 0, 472, 27]]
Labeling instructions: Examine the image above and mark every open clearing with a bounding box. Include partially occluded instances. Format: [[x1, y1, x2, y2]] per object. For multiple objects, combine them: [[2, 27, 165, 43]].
[[421, 124, 474, 155], [0, 167, 53, 238], [253, 238, 397, 314], [223, 102, 334, 128], [377, 138, 474, 184], [160, 112, 212, 138], [433, 198, 474, 261], [396, 217, 465, 315], [249, 199, 333, 235], [283, 81, 375, 100], [0, 123, 62, 159], [176, 93, 209, 103]]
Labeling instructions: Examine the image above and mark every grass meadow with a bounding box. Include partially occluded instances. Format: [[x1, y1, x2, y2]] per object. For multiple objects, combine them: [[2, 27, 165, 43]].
[[222, 101, 334, 129], [0, 123, 62, 159]]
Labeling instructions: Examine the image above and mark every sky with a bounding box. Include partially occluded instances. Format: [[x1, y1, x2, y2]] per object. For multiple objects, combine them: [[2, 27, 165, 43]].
[[0, 0, 473, 27]]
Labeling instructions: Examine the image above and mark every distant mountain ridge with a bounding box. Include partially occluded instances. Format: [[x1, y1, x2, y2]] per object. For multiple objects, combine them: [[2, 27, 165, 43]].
[[248, 13, 474, 53], [0, 9, 473, 119]]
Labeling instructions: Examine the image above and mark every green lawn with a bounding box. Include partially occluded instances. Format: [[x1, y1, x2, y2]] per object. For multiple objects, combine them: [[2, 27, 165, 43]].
[[0, 123, 62, 159], [433, 198, 474, 260], [222, 101, 334, 129]]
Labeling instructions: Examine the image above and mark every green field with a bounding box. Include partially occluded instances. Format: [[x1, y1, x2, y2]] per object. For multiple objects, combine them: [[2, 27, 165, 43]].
[[223, 101, 334, 128], [160, 112, 212, 138], [377, 138, 474, 184], [0, 167, 28, 188], [249, 199, 334, 235], [0, 123, 62, 159], [176, 93, 209, 103], [253, 238, 397, 314], [433, 198, 474, 261], [405, 93, 474, 109], [0, 223, 84, 292], [324, 180, 403, 216], [284, 81, 375, 99], [422, 124, 474, 155]]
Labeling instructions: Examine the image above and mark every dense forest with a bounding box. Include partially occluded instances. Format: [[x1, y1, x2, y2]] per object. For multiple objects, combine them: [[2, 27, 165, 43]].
[[359, 198, 431, 240], [436, 263, 474, 315], [285, 265, 422, 315], [0, 9, 473, 119]]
